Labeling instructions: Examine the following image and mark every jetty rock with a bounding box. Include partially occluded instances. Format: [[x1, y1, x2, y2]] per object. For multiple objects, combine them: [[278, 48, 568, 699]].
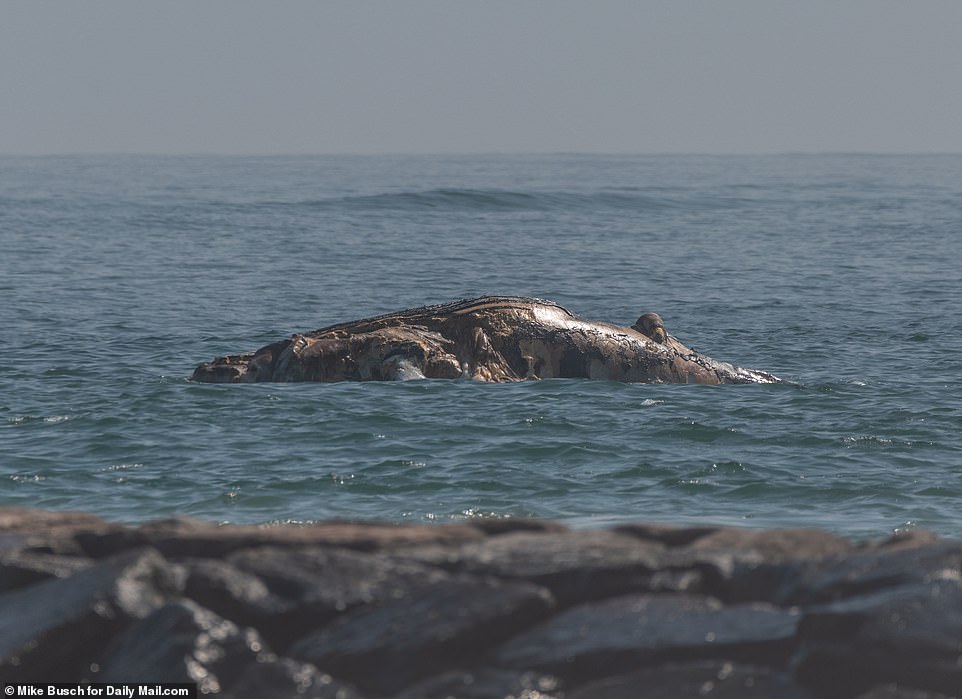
[[2, 507, 960, 697], [192, 296, 783, 384]]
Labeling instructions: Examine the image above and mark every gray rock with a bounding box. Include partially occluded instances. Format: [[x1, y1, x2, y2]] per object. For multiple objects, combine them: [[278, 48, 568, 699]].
[[464, 518, 569, 537], [564, 661, 811, 699], [0, 507, 134, 557], [96, 599, 269, 693], [855, 685, 956, 699], [685, 527, 853, 561], [224, 656, 367, 699], [136, 516, 485, 558], [4, 506, 962, 696], [613, 522, 722, 547], [0, 550, 93, 592], [289, 575, 554, 694], [650, 527, 854, 605], [224, 545, 452, 650], [394, 529, 685, 606], [496, 593, 799, 685], [779, 540, 962, 606], [182, 557, 295, 648], [0, 547, 182, 681], [394, 669, 564, 699], [793, 579, 962, 698]]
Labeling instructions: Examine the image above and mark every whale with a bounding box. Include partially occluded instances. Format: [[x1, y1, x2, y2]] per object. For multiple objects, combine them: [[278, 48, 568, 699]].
[[191, 296, 782, 385]]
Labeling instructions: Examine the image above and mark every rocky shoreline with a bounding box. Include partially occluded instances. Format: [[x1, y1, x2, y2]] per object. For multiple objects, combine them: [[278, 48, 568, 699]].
[[1, 508, 960, 698]]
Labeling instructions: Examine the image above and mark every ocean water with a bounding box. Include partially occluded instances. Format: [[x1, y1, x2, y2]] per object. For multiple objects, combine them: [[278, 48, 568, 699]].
[[2, 154, 961, 538]]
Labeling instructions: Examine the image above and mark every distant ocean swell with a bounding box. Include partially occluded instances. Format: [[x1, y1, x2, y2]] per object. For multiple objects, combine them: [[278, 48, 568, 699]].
[[243, 188, 760, 213]]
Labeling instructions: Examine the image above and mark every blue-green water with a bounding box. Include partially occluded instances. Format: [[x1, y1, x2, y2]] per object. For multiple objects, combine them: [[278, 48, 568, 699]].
[[2, 154, 961, 537]]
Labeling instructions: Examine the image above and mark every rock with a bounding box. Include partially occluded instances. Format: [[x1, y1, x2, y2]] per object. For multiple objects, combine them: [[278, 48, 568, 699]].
[[223, 656, 367, 699], [96, 599, 268, 693], [685, 527, 854, 561], [289, 575, 555, 694], [564, 661, 810, 699], [855, 685, 956, 699], [463, 518, 569, 537], [682, 528, 852, 602], [869, 529, 942, 552], [0, 507, 130, 556], [614, 525, 855, 605], [181, 557, 293, 644], [394, 529, 686, 606], [135, 516, 486, 558], [3, 506, 962, 697], [778, 540, 962, 606], [224, 546, 454, 651], [793, 579, 962, 697], [496, 593, 799, 686], [0, 547, 182, 681], [612, 522, 722, 546], [0, 550, 92, 593], [394, 669, 564, 699]]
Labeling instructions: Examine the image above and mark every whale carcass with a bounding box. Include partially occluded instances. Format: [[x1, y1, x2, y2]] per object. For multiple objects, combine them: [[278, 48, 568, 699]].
[[191, 296, 782, 385]]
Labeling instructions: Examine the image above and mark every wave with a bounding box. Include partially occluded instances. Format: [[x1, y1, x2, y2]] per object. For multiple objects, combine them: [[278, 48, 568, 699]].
[[347, 188, 547, 211], [265, 188, 756, 214]]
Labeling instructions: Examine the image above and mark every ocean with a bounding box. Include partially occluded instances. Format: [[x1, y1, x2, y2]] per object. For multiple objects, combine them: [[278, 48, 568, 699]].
[[2, 154, 960, 538]]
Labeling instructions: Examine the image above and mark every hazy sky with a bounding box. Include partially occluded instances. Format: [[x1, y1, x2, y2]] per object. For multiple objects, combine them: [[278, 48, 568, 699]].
[[3, 1, 961, 155]]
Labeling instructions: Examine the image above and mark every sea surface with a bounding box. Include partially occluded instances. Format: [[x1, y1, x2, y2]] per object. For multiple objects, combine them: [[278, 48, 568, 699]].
[[2, 154, 961, 538]]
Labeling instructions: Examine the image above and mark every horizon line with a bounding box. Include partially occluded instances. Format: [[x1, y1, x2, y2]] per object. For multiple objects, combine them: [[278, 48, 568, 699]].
[[2, 149, 961, 159]]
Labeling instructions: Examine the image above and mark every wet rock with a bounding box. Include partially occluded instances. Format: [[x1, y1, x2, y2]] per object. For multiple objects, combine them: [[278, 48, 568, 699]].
[[96, 599, 268, 693], [0, 547, 182, 681], [289, 575, 555, 694], [496, 593, 799, 685], [564, 661, 810, 699]]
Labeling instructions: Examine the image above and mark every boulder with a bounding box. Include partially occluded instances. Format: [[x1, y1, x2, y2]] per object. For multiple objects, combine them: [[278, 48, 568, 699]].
[[96, 599, 268, 693], [794, 579, 962, 697], [223, 656, 366, 699], [394, 669, 563, 699], [564, 661, 808, 699], [0, 549, 93, 593], [393, 529, 681, 606], [289, 575, 554, 694], [224, 545, 454, 650], [0, 548, 182, 681], [496, 593, 799, 684]]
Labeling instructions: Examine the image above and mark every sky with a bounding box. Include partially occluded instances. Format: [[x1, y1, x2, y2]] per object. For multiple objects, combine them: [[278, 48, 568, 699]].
[[2, 1, 961, 155]]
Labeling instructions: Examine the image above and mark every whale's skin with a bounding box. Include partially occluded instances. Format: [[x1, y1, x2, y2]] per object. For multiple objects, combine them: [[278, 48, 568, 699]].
[[191, 296, 782, 385]]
